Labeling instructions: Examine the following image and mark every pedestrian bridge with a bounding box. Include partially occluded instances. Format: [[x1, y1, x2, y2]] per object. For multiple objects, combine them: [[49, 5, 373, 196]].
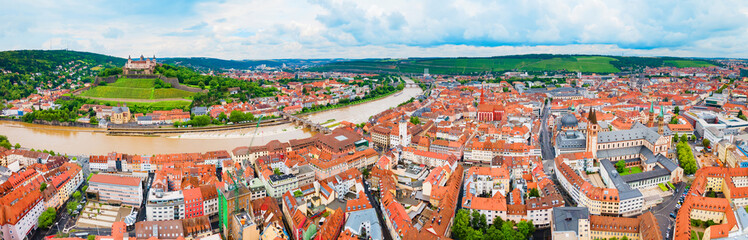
[[278, 112, 331, 134]]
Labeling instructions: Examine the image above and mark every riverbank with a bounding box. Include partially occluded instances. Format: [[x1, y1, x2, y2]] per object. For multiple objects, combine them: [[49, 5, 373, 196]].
[[0, 79, 422, 155], [107, 118, 289, 136], [3, 87, 404, 135], [294, 86, 405, 118]]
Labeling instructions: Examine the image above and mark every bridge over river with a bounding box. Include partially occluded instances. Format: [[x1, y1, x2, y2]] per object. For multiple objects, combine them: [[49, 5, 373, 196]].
[[278, 112, 331, 134]]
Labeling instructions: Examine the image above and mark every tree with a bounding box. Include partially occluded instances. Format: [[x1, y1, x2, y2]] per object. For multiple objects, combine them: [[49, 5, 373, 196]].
[[89, 117, 99, 125], [740, 110, 747, 121], [674, 106, 680, 115], [13, 143, 20, 149], [410, 116, 421, 125], [293, 190, 303, 197], [492, 215, 504, 229], [38, 207, 56, 228], [217, 112, 228, 122], [502, 87, 509, 92], [706, 220, 716, 227], [616, 160, 626, 173], [528, 188, 540, 198], [0, 140, 10, 150], [229, 110, 246, 123], [451, 209, 470, 240], [40, 182, 47, 191], [471, 210, 482, 230], [273, 168, 282, 176], [670, 117, 679, 124], [67, 201, 78, 214], [703, 139, 711, 149], [517, 220, 535, 238], [73, 191, 81, 201], [362, 168, 370, 178], [88, 235, 96, 240], [673, 133, 679, 143]]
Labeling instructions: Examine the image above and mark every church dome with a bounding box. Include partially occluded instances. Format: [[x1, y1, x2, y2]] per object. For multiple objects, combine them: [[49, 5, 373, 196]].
[[560, 114, 578, 128]]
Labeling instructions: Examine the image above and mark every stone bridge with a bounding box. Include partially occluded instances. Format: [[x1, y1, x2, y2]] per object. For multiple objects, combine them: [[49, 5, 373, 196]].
[[278, 112, 331, 134]]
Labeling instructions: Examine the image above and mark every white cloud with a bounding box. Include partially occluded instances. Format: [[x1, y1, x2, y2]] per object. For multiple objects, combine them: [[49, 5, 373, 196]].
[[0, 0, 746, 59]]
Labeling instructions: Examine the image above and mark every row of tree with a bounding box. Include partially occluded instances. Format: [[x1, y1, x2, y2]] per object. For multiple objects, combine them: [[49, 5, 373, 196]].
[[174, 110, 258, 127], [451, 209, 535, 240], [676, 135, 698, 175]]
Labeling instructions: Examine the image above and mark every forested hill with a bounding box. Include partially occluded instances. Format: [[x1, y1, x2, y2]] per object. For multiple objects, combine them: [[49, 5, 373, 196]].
[[160, 57, 343, 71], [160, 57, 285, 71], [0, 50, 125, 74], [310, 54, 721, 75]]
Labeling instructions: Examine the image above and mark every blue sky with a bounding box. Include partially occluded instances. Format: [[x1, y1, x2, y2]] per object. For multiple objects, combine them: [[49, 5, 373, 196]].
[[1, 0, 747, 59]]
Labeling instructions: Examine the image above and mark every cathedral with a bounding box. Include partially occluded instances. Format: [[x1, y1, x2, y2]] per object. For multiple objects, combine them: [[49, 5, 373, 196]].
[[555, 104, 673, 166]]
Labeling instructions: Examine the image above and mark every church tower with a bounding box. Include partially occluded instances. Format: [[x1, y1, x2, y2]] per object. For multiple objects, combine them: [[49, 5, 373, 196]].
[[647, 102, 656, 127], [658, 105, 665, 135], [399, 119, 410, 147], [586, 109, 600, 158]]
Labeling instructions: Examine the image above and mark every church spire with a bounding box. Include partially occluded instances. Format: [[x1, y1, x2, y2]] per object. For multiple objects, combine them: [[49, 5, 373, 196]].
[[659, 105, 664, 118], [480, 84, 485, 104], [588, 108, 598, 124]]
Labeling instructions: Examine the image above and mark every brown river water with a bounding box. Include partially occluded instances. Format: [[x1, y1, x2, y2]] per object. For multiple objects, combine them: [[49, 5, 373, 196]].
[[0, 78, 422, 155]]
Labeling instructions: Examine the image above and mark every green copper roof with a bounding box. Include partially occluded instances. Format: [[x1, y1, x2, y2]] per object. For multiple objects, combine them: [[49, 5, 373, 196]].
[[659, 105, 664, 118]]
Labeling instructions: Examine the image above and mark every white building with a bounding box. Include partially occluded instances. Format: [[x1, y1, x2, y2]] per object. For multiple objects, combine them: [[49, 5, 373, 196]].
[[146, 190, 185, 221]]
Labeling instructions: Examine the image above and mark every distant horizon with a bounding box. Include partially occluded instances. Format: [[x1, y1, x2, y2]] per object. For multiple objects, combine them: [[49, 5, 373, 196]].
[[2, 48, 741, 62], [2, 1, 747, 59]]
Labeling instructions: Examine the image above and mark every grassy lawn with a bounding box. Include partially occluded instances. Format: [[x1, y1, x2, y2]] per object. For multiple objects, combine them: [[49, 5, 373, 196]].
[[658, 183, 668, 191], [668, 181, 676, 189], [620, 166, 643, 176], [691, 230, 698, 240], [81, 78, 194, 100]]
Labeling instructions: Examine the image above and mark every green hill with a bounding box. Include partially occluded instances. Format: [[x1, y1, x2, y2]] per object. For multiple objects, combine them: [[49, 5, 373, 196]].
[[311, 54, 719, 75], [0, 50, 125, 74], [80, 78, 195, 100]]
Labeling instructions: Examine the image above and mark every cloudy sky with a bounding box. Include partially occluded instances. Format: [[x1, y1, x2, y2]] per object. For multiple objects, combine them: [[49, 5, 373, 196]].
[[2, 0, 748, 59]]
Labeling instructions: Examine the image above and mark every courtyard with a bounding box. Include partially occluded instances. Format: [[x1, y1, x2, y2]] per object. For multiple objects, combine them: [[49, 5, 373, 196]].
[[620, 166, 642, 176], [74, 201, 133, 228]]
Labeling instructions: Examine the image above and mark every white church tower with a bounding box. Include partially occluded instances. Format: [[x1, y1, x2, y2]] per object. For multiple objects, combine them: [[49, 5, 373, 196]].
[[399, 119, 411, 147]]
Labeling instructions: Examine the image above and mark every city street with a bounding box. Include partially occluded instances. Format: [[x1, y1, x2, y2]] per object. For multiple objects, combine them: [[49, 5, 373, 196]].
[[363, 178, 393, 240], [650, 182, 686, 239], [539, 104, 556, 174]]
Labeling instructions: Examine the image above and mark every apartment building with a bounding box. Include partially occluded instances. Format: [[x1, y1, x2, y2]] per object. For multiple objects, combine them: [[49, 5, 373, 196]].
[[88, 174, 143, 207]]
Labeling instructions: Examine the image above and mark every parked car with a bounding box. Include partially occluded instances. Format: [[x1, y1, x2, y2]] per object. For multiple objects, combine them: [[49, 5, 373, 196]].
[[670, 213, 676, 218]]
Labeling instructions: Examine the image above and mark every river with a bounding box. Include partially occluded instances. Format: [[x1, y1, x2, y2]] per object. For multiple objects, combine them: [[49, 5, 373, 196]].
[[0, 77, 422, 155]]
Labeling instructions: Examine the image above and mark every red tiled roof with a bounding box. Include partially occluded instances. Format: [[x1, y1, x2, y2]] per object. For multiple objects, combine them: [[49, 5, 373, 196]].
[[89, 174, 141, 186]]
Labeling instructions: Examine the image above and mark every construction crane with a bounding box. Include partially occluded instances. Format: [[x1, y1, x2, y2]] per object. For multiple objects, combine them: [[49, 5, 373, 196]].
[[229, 116, 264, 213]]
